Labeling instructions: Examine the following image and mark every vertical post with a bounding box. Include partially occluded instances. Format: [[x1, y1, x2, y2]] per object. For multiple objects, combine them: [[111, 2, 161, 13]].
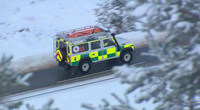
[[111, 33, 121, 51]]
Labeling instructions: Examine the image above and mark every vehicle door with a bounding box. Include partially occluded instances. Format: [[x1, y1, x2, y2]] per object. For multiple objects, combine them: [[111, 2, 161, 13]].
[[102, 37, 116, 60], [89, 40, 103, 62]]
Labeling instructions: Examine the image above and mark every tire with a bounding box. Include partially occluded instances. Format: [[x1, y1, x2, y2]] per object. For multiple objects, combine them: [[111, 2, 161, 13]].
[[120, 51, 133, 64], [78, 60, 91, 73]]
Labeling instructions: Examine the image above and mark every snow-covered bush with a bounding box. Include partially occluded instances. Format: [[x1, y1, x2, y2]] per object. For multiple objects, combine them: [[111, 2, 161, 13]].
[[95, 0, 135, 34], [26, 99, 58, 110], [0, 55, 58, 110], [87, 0, 200, 110], [82, 93, 136, 110], [0, 55, 32, 109], [0, 55, 32, 96]]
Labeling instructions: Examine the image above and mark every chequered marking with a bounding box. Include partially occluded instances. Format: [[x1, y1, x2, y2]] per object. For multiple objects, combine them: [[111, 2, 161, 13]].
[[70, 43, 134, 66], [103, 55, 107, 59], [98, 56, 103, 60], [81, 53, 89, 58], [71, 55, 81, 62], [117, 52, 120, 56], [107, 53, 116, 58], [107, 47, 116, 54]]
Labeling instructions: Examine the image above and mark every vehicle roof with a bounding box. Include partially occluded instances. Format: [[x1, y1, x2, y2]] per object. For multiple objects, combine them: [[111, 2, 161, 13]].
[[55, 26, 112, 45]]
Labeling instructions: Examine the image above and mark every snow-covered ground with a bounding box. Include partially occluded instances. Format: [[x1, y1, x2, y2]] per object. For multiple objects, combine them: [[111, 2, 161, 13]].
[[0, 0, 152, 73], [0, 0, 159, 109], [0, 0, 99, 73], [18, 77, 154, 110]]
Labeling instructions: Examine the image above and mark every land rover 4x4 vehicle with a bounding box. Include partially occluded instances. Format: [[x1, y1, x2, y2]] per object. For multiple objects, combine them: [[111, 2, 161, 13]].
[[53, 26, 135, 73]]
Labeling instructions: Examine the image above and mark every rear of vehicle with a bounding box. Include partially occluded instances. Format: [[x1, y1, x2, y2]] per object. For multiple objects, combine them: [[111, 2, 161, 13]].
[[53, 36, 72, 68], [53, 26, 105, 69]]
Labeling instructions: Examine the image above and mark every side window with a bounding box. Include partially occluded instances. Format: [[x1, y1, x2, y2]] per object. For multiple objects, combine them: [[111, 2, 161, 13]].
[[72, 43, 88, 54], [103, 38, 114, 47], [91, 41, 101, 50]]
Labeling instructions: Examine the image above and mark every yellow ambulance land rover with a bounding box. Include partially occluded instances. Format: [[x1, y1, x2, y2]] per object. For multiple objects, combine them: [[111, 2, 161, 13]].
[[53, 26, 135, 73]]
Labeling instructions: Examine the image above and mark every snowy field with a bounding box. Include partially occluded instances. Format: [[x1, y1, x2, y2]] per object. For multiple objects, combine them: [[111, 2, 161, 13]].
[[0, 0, 156, 109], [0, 0, 100, 73], [0, 0, 99, 61], [0, 0, 152, 73]]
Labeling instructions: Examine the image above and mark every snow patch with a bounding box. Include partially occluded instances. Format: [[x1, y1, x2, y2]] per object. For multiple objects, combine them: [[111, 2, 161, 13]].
[[191, 44, 200, 54]]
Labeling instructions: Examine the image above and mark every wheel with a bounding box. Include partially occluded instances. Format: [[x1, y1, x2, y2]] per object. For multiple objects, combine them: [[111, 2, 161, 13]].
[[120, 51, 133, 64], [78, 60, 91, 73]]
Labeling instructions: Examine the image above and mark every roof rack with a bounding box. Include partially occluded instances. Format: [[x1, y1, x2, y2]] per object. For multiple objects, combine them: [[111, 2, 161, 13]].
[[56, 26, 110, 42], [68, 26, 104, 38]]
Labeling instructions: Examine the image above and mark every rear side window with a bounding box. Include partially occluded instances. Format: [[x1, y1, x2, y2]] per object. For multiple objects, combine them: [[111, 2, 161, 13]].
[[91, 41, 101, 50], [72, 43, 88, 54]]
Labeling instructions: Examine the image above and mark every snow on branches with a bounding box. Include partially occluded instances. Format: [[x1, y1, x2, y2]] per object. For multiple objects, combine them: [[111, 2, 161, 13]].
[[26, 99, 58, 110], [0, 55, 32, 109], [82, 93, 137, 110], [0, 55, 32, 96], [95, 0, 135, 34], [95, 0, 200, 110]]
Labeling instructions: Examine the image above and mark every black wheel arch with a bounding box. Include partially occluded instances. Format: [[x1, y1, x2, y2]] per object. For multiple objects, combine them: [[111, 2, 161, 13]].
[[119, 48, 133, 64], [120, 47, 133, 56], [78, 57, 92, 66], [78, 57, 92, 73]]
